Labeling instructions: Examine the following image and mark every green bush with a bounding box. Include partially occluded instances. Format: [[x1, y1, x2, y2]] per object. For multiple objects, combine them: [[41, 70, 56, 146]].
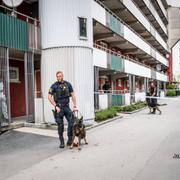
[[111, 106, 123, 112], [95, 108, 117, 122], [167, 84, 177, 89], [122, 102, 147, 112], [166, 90, 176, 96]]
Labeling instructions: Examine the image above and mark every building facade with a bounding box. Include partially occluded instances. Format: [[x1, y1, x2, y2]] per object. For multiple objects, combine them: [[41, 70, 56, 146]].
[[0, 0, 170, 127], [168, 6, 180, 86]]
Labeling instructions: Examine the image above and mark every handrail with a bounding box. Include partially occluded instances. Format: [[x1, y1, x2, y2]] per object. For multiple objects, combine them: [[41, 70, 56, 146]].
[[97, 89, 130, 94], [0, 4, 39, 24], [93, 43, 168, 76], [94, 0, 167, 63]]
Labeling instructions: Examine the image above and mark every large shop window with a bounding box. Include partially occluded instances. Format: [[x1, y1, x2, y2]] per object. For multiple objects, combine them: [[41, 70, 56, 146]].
[[79, 17, 87, 39], [9, 67, 20, 83]]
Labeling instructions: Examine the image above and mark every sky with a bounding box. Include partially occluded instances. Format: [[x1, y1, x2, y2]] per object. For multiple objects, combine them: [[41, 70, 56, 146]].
[[167, 0, 180, 7]]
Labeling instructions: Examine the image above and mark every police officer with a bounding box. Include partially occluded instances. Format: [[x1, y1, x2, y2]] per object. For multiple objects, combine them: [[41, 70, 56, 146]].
[[48, 71, 77, 148]]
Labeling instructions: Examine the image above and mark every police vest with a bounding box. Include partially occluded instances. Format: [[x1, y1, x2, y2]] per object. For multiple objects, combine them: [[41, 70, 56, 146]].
[[54, 82, 70, 105]]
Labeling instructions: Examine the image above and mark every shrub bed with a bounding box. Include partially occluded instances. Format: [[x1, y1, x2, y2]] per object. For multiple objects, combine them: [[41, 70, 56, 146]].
[[166, 90, 176, 97], [95, 101, 147, 122], [95, 107, 117, 122]]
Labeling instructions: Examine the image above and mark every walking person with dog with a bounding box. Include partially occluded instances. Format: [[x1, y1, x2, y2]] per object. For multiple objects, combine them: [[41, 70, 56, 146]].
[[149, 82, 158, 114], [48, 71, 77, 148]]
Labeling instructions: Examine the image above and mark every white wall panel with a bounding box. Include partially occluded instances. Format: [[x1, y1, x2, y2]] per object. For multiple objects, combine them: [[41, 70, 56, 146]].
[[124, 60, 151, 78], [92, 1, 106, 26], [135, 92, 145, 102], [74, 48, 94, 122], [39, 0, 93, 49], [156, 51, 168, 66], [155, 31, 168, 50], [99, 94, 108, 109], [156, 72, 168, 82], [172, 41, 180, 82], [124, 26, 151, 55], [93, 48, 107, 68], [125, 93, 130, 105], [35, 98, 44, 124], [123, 0, 150, 32], [41, 47, 94, 123]]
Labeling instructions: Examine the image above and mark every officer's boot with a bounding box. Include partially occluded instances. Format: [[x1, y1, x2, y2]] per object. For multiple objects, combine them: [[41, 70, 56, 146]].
[[66, 136, 73, 146], [59, 136, 65, 148]]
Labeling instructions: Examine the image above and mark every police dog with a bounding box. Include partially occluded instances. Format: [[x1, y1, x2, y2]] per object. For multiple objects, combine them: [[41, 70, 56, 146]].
[[70, 112, 88, 150], [146, 92, 161, 114]]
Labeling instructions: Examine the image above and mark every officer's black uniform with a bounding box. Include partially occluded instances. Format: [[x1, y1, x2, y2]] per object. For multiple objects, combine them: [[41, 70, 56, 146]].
[[149, 86, 157, 113], [49, 80, 74, 148]]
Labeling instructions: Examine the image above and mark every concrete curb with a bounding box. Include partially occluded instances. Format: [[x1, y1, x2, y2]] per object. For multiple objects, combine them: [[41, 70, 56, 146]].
[[23, 115, 124, 131], [0, 122, 24, 132], [86, 115, 123, 131]]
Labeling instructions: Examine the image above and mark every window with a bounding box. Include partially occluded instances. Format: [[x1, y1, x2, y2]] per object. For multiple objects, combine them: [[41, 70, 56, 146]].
[[79, 17, 87, 39], [9, 67, 20, 83]]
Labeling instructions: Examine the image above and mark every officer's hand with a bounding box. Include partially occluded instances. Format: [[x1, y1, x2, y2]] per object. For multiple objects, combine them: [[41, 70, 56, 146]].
[[55, 106, 61, 113], [73, 106, 78, 112]]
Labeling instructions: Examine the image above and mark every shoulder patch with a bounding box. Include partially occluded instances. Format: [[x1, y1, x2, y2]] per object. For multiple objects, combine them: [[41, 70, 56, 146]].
[[49, 88, 53, 93]]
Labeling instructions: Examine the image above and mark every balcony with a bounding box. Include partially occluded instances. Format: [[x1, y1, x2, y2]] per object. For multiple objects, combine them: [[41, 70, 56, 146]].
[[152, 0, 168, 24], [92, 1, 168, 68], [133, 0, 168, 40], [0, 5, 41, 52], [93, 44, 169, 82], [97, 0, 168, 55]]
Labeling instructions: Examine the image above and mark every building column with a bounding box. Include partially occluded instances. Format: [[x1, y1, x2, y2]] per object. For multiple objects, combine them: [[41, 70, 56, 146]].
[[129, 75, 135, 103], [24, 52, 35, 123], [94, 66, 99, 110], [144, 77, 147, 93], [144, 77, 149, 93], [164, 82, 166, 90], [157, 80, 160, 96]]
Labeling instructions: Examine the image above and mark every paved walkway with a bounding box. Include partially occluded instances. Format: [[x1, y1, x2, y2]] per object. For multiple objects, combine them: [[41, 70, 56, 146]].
[[0, 98, 180, 180]]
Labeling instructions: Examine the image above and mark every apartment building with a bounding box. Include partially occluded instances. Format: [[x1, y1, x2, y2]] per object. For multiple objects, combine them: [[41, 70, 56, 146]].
[[93, 0, 169, 109], [0, 0, 170, 127], [168, 6, 180, 86]]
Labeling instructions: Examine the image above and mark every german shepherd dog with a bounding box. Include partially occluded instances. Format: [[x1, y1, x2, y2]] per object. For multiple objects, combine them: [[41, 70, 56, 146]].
[[70, 111, 88, 150], [146, 92, 161, 114]]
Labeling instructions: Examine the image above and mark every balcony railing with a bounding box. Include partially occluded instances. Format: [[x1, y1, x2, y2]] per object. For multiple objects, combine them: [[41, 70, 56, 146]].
[[0, 5, 41, 51], [97, 90, 130, 94], [94, 43, 168, 77]]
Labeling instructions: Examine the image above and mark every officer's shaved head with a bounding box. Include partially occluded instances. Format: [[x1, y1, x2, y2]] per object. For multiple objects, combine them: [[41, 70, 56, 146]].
[[56, 71, 64, 82]]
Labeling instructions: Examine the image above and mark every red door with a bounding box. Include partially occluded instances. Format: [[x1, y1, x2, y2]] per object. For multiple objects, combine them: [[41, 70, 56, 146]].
[[10, 60, 26, 118]]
